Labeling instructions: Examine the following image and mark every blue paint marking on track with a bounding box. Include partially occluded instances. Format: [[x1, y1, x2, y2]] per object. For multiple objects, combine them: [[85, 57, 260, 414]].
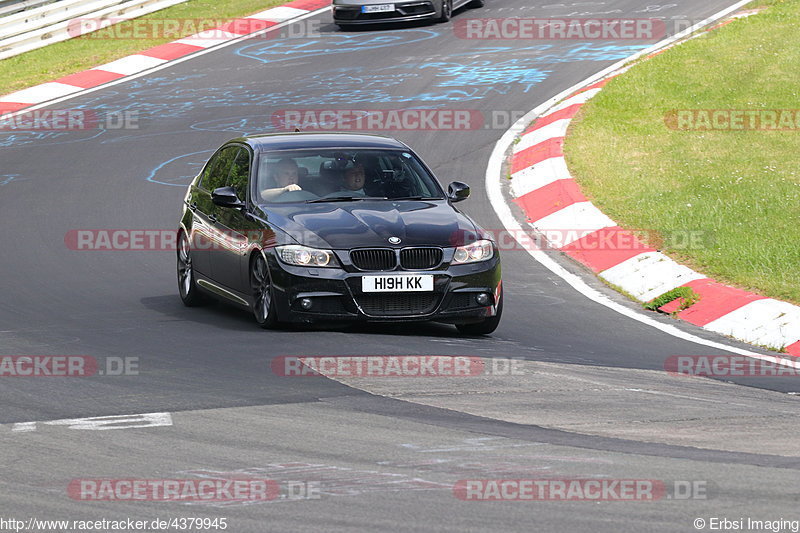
[[418, 60, 550, 92], [0, 174, 20, 186], [145, 150, 211, 187], [190, 116, 278, 135], [101, 130, 199, 145], [450, 43, 651, 62], [235, 30, 440, 64], [0, 129, 106, 149]]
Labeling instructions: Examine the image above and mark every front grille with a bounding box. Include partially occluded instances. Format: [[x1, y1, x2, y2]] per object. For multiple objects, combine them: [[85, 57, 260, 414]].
[[350, 249, 396, 271], [357, 293, 439, 316], [400, 247, 442, 270], [358, 10, 399, 20]]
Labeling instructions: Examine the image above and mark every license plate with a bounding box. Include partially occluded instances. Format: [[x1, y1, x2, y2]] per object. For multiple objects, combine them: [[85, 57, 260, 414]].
[[362, 274, 433, 293], [362, 3, 395, 13]]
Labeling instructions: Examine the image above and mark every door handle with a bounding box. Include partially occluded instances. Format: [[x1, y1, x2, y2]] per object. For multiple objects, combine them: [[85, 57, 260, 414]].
[[188, 202, 197, 211], [208, 214, 218, 223]]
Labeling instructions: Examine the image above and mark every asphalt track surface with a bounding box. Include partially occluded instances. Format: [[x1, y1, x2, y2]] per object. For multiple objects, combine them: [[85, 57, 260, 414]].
[[2, 1, 799, 531]]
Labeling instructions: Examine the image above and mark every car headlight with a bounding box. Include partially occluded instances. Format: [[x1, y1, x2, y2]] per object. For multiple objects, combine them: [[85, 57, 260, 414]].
[[277, 245, 336, 267], [452, 240, 494, 264]]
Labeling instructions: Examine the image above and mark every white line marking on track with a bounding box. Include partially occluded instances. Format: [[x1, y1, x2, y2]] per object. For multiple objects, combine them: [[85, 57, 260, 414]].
[[623, 388, 752, 407], [4, 412, 173, 433], [1, 82, 84, 104]]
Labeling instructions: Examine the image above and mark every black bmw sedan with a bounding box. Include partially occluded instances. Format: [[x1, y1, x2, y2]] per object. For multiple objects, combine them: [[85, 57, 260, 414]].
[[177, 133, 502, 334]]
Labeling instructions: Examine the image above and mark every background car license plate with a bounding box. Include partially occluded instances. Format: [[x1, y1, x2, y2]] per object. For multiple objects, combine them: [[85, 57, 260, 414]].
[[362, 274, 433, 293], [362, 4, 395, 13]]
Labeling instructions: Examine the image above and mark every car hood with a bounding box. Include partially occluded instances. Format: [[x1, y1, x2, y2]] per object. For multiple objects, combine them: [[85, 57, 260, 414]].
[[261, 200, 481, 250]]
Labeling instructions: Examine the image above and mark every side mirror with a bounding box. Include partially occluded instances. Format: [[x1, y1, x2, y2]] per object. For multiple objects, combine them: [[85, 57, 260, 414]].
[[447, 181, 470, 203], [212, 186, 245, 209]]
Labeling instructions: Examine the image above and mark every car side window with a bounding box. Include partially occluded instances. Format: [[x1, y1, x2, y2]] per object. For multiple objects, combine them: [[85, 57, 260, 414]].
[[200, 146, 239, 192], [227, 148, 250, 202]]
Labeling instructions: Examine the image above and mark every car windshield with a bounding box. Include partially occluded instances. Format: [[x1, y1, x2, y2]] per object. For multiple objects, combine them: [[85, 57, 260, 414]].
[[256, 148, 446, 204]]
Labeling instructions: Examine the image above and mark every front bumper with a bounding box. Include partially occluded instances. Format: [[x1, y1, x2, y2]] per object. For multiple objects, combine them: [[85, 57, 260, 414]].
[[267, 251, 501, 324], [332, 1, 437, 25]]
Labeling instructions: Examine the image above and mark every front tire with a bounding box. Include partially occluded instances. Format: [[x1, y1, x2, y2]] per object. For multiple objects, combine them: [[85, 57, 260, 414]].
[[177, 232, 205, 307], [251, 253, 279, 329], [456, 292, 503, 335], [438, 0, 452, 21]]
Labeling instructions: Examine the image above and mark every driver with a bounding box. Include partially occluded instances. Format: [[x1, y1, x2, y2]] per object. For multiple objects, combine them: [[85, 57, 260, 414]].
[[261, 158, 302, 201], [341, 162, 366, 195]]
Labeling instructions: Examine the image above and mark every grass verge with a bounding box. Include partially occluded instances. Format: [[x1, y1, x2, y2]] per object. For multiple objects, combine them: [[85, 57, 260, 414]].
[[643, 287, 700, 314], [565, 0, 800, 305], [0, 0, 290, 96]]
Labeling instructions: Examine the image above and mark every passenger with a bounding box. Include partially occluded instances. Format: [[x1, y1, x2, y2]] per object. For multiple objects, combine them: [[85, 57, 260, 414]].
[[261, 158, 302, 201]]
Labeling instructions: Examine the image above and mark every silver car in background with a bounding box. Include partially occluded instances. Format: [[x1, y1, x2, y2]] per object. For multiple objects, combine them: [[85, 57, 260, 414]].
[[332, 0, 484, 28]]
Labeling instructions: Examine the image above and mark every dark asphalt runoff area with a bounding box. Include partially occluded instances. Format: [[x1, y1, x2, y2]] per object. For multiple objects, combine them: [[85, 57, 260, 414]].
[[2, 1, 799, 531]]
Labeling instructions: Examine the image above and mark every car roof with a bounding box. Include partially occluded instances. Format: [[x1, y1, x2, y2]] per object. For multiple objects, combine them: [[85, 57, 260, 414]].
[[230, 132, 410, 152]]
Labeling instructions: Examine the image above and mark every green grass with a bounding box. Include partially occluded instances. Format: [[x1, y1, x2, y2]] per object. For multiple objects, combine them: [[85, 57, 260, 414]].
[[643, 287, 700, 314], [565, 0, 800, 305], [0, 0, 288, 96]]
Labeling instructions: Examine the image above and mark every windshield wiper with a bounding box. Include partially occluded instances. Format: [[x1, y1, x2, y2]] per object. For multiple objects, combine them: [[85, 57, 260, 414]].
[[388, 196, 443, 201], [306, 196, 387, 203]]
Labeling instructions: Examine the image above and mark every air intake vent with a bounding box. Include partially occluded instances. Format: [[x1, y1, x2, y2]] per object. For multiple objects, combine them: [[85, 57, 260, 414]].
[[357, 293, 440, 316]]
